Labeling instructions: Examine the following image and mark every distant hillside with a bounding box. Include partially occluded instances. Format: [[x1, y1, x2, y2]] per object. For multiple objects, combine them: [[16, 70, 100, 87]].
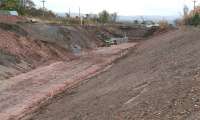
[[117, 15, 180, 23]]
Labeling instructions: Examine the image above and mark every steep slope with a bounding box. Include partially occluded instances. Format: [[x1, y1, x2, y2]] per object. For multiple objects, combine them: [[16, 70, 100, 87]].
[[30, 28, 200, 120], [0, 27, 73, 80], [85, 25, 161, 46], [21, 23, 98, 52], [0, 22, 99, 80], [0, 43, 136, 120]]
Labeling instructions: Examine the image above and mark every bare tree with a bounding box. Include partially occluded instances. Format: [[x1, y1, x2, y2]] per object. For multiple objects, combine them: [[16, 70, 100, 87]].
[[110, 12, 117, 22], [183, 5, 189, 16]]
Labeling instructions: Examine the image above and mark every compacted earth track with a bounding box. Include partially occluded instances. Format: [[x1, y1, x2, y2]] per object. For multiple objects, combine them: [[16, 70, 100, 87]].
[[0, 43, 136, 120], [28, 28, 200, 120]]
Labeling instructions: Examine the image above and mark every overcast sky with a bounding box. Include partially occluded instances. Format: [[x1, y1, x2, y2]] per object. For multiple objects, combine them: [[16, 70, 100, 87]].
[[32, 0, 195, 16]]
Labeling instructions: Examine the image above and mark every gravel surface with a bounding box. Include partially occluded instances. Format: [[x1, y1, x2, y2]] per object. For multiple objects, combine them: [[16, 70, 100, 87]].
[[29, 28, 200, 120]]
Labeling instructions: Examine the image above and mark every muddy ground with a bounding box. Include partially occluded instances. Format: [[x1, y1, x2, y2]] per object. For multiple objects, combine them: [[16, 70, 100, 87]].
[[28, 28, 200, 120]]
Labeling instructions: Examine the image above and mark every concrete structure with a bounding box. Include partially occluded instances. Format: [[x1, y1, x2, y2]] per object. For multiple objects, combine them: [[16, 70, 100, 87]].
[[146, 23, 159, 28], [110, 37, 129, 45]]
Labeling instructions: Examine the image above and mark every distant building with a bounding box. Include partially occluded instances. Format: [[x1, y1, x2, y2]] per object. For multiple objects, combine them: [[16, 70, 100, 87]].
[[145, 21, 159, 28], [0, 10, 18, 16], [110, 37, 128, 45]]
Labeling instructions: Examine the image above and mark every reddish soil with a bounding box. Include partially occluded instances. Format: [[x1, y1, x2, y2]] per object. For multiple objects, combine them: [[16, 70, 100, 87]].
[[0, 27, 75, 81], [0, 16, 177, 120], [0, 21, 100, 80], [0, 15, 26, 23], [27, 28, 200, 120], [0, 43, 136, 120], [0, 29, 72, 64]]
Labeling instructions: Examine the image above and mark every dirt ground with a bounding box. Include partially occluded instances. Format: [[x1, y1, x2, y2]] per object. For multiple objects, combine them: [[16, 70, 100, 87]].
[[0, 19, 157, 81], [0, 16, 176, 120], [0, 43, 136, 120], [0, 21, 101, 81], [27, 28, 200, 120]]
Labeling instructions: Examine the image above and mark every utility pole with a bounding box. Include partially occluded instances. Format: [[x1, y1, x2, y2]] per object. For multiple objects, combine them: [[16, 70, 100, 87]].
[[79, 7, 82, 26], [69, 8, 71, 17], [193, 0, 197, 10], [79, 7, 81, 18], [41, 0, 46, 17]]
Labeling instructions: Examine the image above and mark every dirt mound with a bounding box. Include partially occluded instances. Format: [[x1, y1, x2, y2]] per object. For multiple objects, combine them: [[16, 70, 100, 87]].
[[0, 22, 111, 80], [20, 23, 98, 52], [84, 25, 160, 45], [0, 28, 72, 61], [0, 43, 136, 120], [0, 23, 91, 80], [29, 28, 200, 120], [0, 23, 28, 36], [0, 15, 26, 23], [0, 50, 20, 66], [0, 19, 163, 81]]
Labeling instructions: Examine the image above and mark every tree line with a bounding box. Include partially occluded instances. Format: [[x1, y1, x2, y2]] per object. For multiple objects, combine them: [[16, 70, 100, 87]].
[[181, 5, 200, 26], [0, 0, 118, 24], [0, 0, 56, 18], [98, 10, 117, 23]]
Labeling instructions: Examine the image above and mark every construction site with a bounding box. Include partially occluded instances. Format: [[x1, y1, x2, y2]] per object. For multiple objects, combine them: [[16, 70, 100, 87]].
[[0, 0, 200, 120]]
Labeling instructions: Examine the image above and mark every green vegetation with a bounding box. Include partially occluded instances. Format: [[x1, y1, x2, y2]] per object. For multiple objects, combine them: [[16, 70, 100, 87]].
[[0, 0, 56, 18], [186, 13, 200, 26], [182, 6, 200, 26], [62, 10, 118, 25], [98, 10, 117, 23], [158, 20, 170, 30], [0, 1, 117, 25], [98, 10, 110, 23], [0, 0, 20, 11]]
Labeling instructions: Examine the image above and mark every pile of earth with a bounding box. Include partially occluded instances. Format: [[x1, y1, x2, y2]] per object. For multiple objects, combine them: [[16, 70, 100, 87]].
[[83, 25, 162, 45], [0, 16, 166, 80], [0, 22, 100, 80], [0, 15, 26, 23]]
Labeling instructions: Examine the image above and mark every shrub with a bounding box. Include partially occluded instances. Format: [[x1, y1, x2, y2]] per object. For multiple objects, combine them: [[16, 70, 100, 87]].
[[182, 6, 200, 26], [159, 20, 169, 30], [188, 13, 200, 26]]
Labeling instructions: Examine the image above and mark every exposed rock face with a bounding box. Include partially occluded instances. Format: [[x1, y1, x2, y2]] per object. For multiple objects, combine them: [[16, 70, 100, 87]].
[[0, 22, 99, 80]]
